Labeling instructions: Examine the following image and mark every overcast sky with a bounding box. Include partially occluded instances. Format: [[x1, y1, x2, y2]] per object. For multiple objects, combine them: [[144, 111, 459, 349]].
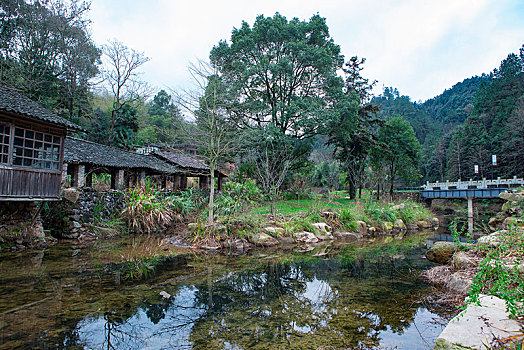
[[89, 0, 524, 102]]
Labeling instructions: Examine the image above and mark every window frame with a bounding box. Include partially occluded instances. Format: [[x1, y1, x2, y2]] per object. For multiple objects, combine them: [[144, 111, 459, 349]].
[[0, 117, 65, 174]]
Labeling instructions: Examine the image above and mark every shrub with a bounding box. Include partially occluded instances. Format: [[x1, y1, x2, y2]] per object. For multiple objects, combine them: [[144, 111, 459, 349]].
[[215, 179, 261, 220], [121, 180, 175, 234]]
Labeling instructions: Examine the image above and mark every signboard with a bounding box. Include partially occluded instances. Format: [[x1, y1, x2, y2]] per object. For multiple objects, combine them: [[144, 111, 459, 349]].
[[474, 164, 479, 174], [492, 154, 497, 166]]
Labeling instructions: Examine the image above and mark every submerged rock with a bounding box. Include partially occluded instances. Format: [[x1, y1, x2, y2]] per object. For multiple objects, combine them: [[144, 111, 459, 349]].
[[434, 294, 522, 350], [426, 241, 456, 264], [416, 220, 431, 229]]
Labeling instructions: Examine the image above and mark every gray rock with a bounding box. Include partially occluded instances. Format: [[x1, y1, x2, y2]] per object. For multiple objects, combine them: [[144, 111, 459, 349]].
[[444, 273, 471, 294], [434, 294, 522, 350], [62, 188, 80, 203], [452, 251, 477, 270], [311, 223, 331, 233], [416, 220, 431, 229], [499, 191, 524, 202], [264, 226, 285, 235], [249, 232, 279, 246], [333, 231, 362, 241], [355, 221, 367, 235], [477, 231, 505, 248], [394, 219, 406, 230], [294, 231, 319, 244], [72, 221, 82, 229], [426, 241, 456, 264]]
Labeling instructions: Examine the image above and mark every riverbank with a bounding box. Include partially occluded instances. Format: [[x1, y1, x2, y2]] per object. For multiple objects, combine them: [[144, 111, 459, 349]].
[[171, 197, 439, 251], [424, 187, 524, 349]]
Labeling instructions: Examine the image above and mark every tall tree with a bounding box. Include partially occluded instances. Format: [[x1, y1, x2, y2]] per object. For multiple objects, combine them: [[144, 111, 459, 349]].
[[101, 39, 150, 143], [175, 62, 239, 225], [210, 13, 344, 137], [0, 0, 100, 119], [374, 116, 421, 196], [328, 57, 380, 199]]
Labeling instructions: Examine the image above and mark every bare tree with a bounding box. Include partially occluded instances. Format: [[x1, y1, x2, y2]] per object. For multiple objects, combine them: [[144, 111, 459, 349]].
[[174, 61, 239, 225], [101, 39, 150, 143]]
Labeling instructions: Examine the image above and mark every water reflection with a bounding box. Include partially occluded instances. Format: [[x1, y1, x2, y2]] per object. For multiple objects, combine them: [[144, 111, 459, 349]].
[[0, 235, 449, 349], [71, 251, 443, 349]]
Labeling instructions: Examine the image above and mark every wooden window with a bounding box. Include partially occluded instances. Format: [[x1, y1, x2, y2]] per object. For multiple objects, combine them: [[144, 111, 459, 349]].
[[12, 127, 61, 170], [0, 123, 10, 164]]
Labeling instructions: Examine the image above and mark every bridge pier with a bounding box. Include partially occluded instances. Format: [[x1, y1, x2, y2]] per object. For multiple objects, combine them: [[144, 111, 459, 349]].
[[467, 197, 474, 235]]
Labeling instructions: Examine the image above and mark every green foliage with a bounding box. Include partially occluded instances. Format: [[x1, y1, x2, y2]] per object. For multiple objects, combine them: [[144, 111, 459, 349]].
[[467, 227, 524, 318], [373, 115, 421, 193], [215, 180, 261, 221], [121, 179, 176, 234]]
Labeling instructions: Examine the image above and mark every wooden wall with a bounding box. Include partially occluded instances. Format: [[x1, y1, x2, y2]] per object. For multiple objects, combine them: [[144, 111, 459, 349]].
[[0, 168, 61, 200]]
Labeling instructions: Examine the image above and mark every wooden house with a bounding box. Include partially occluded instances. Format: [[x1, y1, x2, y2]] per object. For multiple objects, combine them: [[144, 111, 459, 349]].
[[0, 87, 82, 200]]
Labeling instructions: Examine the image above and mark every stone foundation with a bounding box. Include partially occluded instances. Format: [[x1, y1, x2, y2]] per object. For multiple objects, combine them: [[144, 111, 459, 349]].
[[42, 189, 125, 240], [0, 201, 46, 249]]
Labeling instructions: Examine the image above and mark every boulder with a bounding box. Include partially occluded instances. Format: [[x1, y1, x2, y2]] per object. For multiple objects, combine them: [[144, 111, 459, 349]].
[[294, 231, 319, 244], [264, 226, 285, 235], [452, 251, 477, 270], [503, 217, 524, 228], [249, 232, 279, 246], [381, 221, 394, 231], [315, 231, 334, 241], [416, 220, 431, 229], [426, 241, 456, 264], [368, 226, 377, 235], [499, 191, 524, 202], [488, 216, 503, 230], [311, 223, 332, 233], [62, 188, 80, 203], [390, 203, 405, 211], [394, 219, 406, 230], [430, 217, 440, 227], [333, 231, 362, 241], [434, 295, 522, 350], [502, 201, 519, 215], [444, 273, 472, 294], [355, 221, 367, 235], [477, 231, 505, 247]]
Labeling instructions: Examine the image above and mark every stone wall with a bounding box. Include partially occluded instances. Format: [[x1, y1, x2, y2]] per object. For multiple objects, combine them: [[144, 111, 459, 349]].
[[0, 201, 46, 250], [42, 189, 125, 240]]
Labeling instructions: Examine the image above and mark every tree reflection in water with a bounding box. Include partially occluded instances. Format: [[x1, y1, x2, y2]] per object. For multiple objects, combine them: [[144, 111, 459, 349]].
[[71, 248, 445, 349]]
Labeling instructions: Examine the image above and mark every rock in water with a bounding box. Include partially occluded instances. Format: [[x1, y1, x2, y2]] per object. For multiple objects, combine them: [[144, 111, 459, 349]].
[[249, 232, 279, 246], [426, 241, 456, 264], [434, 294, 522, 350]]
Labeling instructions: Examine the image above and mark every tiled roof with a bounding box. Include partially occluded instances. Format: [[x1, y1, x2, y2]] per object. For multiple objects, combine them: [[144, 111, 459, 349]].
[[0, 87, 83, 131], [153, 150, 209, 171], [64, 137, 180, 173]]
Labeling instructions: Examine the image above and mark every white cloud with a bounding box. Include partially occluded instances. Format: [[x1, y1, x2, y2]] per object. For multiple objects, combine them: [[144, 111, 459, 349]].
[[89, 0, 524, 101]]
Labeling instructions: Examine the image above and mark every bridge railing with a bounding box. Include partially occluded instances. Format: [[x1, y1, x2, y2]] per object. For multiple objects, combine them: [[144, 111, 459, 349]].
[[423, 176, 524, 191]]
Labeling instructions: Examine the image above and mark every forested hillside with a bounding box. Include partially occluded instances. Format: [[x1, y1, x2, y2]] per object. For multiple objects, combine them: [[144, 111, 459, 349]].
[[372, 49, 523, 184]]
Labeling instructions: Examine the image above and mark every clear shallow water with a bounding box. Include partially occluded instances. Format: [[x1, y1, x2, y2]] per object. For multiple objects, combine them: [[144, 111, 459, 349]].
[[0, 234, 451, 349]]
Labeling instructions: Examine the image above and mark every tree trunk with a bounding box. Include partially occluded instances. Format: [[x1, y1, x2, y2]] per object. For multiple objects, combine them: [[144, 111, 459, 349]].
[[358, 186, 362, 199], [208, 163, 215, 225], [348, 180, 356, 200]]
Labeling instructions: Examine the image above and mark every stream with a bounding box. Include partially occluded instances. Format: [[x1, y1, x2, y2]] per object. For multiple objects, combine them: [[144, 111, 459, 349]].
[[0, 232, 453, 349]]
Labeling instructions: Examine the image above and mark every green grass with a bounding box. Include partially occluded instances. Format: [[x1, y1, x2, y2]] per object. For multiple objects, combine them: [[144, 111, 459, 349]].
[[245, 197, 354, 216]]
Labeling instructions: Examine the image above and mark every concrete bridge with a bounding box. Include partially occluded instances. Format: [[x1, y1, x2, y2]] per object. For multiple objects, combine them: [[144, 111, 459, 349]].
[[419, 176, 523, 234]]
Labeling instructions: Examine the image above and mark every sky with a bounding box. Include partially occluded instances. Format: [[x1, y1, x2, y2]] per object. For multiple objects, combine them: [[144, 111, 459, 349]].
[[89, 0, 524, 102]]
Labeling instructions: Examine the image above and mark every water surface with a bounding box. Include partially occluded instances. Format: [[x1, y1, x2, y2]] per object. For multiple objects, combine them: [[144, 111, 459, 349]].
[[0, 233, 451, 349]]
